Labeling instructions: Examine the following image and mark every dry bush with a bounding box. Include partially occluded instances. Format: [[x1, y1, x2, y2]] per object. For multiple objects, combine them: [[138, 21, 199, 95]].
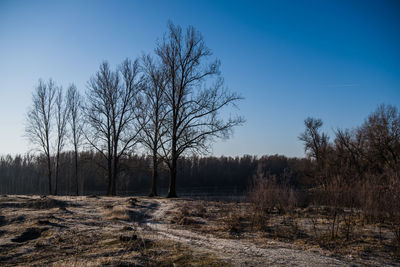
[[191, 202, 207, 218], [105, 205, 130, 221], [383, 177, 400, 255], [170, 204, 203, 225], [312, 176, 362, 241], [300, 176, 363, 250], [249, 178, 298, 214], [356, 172, 400, 255], [26, 198, 69, 209], [225, 209, 247, 235], [248, 178, 298, 231]]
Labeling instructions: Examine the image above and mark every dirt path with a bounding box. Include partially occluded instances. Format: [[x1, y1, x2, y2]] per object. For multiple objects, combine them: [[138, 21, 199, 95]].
[[139, 199, 351, 266]]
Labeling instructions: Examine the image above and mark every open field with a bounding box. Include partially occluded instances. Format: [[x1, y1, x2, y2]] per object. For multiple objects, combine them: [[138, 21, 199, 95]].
[[0, 195, 398, 266]]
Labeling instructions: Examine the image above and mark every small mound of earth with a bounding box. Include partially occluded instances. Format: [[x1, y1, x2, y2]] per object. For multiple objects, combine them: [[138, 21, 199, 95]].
[[25, 198, 68, 209], [122, 226, 134, 231], [11, 227, 47, 243], [9, 215, 26, 224], [127, 197, 138, 206], [119, 234, 138, 242], [57, 206, 73, 213]]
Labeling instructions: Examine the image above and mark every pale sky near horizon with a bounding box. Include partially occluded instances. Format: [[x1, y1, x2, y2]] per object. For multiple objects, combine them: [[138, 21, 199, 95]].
[[0, 0, 399, 158]]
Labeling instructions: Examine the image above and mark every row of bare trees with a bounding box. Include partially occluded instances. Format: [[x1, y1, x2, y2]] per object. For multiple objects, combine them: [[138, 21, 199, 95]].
[[247, 104, 399, 253], [299, 104, 399, 193], [298, 104, 400, 246], [25, 81, 83, 196], [25, 22, 243, 197], [0, 153, 267, 196]]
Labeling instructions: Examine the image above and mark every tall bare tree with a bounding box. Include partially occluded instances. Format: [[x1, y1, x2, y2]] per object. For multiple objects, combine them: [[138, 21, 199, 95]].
[[25, 79, 56, 195], [139, 55, 169, 197], [54, 87, 69, 195], [67, 84, 84, 195], [299, 117, 329, 163], [299, 117, 331, 187], [361, 104, 400, 173], [85, 59, 142, 196], [156, 22, 244, 197]]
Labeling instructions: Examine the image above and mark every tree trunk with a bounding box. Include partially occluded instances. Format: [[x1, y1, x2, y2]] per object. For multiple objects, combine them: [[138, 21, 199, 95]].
[[54, 153, 59, 195], [149, 151, 158, 197], [47, 154, 52, 195], [167, 156, 177, 198], [112, 158, 118, 196], [74, 149, 79, 195], [107, 158, 112, 196], [168, 110, 178, 198]]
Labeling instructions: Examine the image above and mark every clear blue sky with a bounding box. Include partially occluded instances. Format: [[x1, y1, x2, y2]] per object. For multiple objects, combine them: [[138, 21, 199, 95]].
[[0, 0, 399, 157]]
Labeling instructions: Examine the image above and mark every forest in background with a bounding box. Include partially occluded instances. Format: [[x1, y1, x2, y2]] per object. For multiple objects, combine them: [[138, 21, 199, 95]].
[[0, 153, 308, 196]]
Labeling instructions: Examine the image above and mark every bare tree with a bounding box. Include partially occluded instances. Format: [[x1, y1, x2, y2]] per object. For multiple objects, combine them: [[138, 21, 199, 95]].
[[334, 128, 367, 177], [139, 55, 169, 197], [54, 87, 69, 195], [67, 84, 83, 195], [299, 117, 329, 162], [334, 104, 400, 177], [361, 104, 400, 173], [156, 22, 244, 197], [25, 79, 56, 195], [85, 59, 142, 196], [299, 117, 331, 187]]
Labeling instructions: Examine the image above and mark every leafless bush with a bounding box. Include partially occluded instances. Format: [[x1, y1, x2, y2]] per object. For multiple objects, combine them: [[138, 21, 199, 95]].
[[305, 176, 362, 247], [356, 171, 400, 254], [105, 205, 130, 221], [248, 177, 298, 231], [223, 206, 248, 235], [170, 204, 203, 225], [249, 177, 298, 213], [382, 174, 400, 255]]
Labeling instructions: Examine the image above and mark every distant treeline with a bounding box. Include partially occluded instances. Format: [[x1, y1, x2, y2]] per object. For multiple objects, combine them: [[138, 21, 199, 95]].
[[0, 153, 310, 196]]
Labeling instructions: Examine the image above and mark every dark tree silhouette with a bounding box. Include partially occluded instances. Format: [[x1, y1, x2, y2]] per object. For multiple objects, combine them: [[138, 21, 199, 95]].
[[156, 22, 244, 197], [54, 87, 69, 195], [139, 55, 169, 197], [299, 117, 331, 187], [361, 104, 400, 173], [67, 84, 84, 195], [299, 117, 329, 162], [85, 59, 142, 196], [25, 79, 56, 195]]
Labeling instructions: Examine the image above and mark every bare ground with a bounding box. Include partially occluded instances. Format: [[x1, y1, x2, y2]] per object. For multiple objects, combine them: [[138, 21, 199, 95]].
[[0, 195, 398, 266]]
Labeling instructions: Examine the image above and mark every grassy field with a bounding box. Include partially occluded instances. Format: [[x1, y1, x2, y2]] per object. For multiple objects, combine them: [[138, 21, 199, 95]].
[[0, 195, 398, 266]]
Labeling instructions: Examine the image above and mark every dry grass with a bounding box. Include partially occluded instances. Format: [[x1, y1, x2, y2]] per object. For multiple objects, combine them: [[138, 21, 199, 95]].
[[105, 205, 131, 221], [0, 195, 398, 266], [0, 195, 229, 267]]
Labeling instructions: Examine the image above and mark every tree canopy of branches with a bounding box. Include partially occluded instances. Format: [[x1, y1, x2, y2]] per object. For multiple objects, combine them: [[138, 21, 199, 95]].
[[85, 59, 142, 196], [155, 22, 244, 197], [25, 79, 57, 195], [298, 117, 330, 187], [299, 117, 329, 163]]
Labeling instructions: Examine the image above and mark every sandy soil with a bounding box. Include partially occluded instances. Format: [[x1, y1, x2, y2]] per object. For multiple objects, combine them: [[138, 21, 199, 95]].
[[0, 195, 397, 266]]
